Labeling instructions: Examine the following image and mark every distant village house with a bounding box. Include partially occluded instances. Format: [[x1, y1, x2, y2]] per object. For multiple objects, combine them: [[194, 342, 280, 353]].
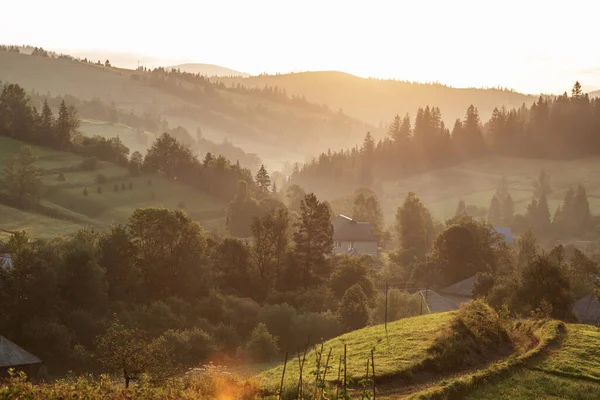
[[332, 214, 378, 257]]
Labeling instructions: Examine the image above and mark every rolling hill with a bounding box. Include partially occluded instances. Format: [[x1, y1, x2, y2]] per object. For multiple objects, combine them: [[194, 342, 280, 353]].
[[168, 63, 250, 77], [0, 51, 374, 170], [319, 154, 600, 227], [217, 71, 537, 126], [0, 137, 226, 239], [258, 308, 600, 399]]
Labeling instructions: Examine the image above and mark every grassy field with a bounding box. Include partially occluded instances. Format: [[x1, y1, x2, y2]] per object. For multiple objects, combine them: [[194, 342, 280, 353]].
[[0, 137, 226, 239], [463, 324, 600, 400], [257, 312, 453, 392], [380, 154, 600, 223]]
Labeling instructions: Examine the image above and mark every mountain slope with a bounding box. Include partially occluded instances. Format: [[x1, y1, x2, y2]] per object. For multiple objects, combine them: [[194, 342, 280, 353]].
[[0, 51, 375, 170], [168, 63, 250, 77], [218, 71, 537, 125], [0, 137, 225, 239]]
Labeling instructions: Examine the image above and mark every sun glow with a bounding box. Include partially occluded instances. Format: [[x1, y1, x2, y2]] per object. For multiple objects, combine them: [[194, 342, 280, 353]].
[[2, 0, 600, 93]]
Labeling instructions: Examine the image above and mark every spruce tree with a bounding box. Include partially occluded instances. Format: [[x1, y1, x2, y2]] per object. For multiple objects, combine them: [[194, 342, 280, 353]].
[[54, 100, 72, 150], [293, 193, 333, 287], [255, 164, 271, 194], [39, 100, 54, 145]]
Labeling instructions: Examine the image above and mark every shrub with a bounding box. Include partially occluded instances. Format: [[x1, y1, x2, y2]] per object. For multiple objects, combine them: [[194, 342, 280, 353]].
[[177, 201, 186, 209], [96, 173, 108, 184], [372, 289, 421, 324], [427, 300, 509, 371], [81, 156, 99, 171], [244, 323, 279, 363], [338, 284, 370, 331], [82, 186, 88, 196], [157, 328, 217, 367], [57, 173, 66, 181]]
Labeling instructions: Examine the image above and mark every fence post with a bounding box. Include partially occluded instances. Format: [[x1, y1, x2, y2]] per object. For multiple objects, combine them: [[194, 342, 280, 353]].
[[279, 352, 288, 400]]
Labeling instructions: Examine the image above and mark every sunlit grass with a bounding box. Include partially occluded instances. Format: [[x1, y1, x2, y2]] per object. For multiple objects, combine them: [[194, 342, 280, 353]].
[[0, 137, 226, 237], [257, 312, 453, 391]]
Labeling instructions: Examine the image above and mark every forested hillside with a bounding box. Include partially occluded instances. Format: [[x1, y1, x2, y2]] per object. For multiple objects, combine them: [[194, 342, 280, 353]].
[[218, 71, 536, 125], [0, 49, 374, 168]]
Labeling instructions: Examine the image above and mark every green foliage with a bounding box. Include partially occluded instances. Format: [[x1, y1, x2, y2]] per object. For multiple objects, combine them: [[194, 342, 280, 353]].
[[95, 320, 175, 387], [518, 254, 572, 319], [294, 193, 334, 287], [128, 208, 209, 301], [427, 300, 508, 371], [329, 255, 376, 302], [352, 189, 383, 241], [426, 215, 502, 286], [372, 288, 422, 324], [244, 323, 279, 363], [2, 145, 44, 205], [395, 192, 434, 263], [338, 284, 370, 331]]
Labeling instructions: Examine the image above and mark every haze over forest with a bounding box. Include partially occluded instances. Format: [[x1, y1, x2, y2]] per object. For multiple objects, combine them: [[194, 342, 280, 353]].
[[1, 2, 600, 399]]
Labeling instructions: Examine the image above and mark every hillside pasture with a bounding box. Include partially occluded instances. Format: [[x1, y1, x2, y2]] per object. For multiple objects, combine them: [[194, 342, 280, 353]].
[[257, 312, 454, 392], [0, 137, 226, 237], [380, 154, 600, 223]]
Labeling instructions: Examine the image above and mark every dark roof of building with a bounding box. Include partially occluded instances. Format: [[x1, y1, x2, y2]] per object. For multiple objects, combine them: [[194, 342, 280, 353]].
[[420, 290, 458, 313], [493, 226, 514, 245], [440, 275, 477, 298], [332, 215, 377, 242], [0, 336, 42, 368], [572, 293, 600, 324]]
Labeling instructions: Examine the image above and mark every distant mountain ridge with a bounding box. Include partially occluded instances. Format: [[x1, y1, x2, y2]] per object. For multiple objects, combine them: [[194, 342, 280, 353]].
[[218, 71, 537, 125], [168, 63, 250, 77]]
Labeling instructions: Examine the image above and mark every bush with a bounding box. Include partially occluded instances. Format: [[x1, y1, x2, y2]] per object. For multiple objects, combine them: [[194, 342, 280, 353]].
[[81, 156, 99, 171], [427, 300, 509, 371], [158, 328, 217, 367], [372, 289, 421, 324], [177, 201, 186, 209], [338, 284, 370, 331], [244, 323, 279, 363], [259, 303, 298, 351], [57, 173, 66, 181], [96, 173, 108, 184]]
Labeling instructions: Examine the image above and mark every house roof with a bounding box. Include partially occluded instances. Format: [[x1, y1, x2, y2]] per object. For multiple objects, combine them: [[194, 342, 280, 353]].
[[493, 226, 514, 245], [440, 275, 477, 298], [0, 336, 42, 368], [332, 215, 377, 242], [572, 293, 600, 324], [0, 254, 13, 269], [420, 290, 459, 313]]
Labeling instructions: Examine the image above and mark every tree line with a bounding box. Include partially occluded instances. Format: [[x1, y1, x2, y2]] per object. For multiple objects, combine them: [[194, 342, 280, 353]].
[[0, 191, 416, 380], [291, 82, 600, 197]]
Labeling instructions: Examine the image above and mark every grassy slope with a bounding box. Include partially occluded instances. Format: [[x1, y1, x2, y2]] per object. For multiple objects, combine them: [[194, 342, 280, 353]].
[[463, 324, 600, 400], [379, 154, 600, 223], [258, 312, 454, 391], [0, 137, 225, 238]]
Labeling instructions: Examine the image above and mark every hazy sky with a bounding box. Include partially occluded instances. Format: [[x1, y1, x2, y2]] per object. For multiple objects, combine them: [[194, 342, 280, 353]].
[[3, 0, 600, 94]]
